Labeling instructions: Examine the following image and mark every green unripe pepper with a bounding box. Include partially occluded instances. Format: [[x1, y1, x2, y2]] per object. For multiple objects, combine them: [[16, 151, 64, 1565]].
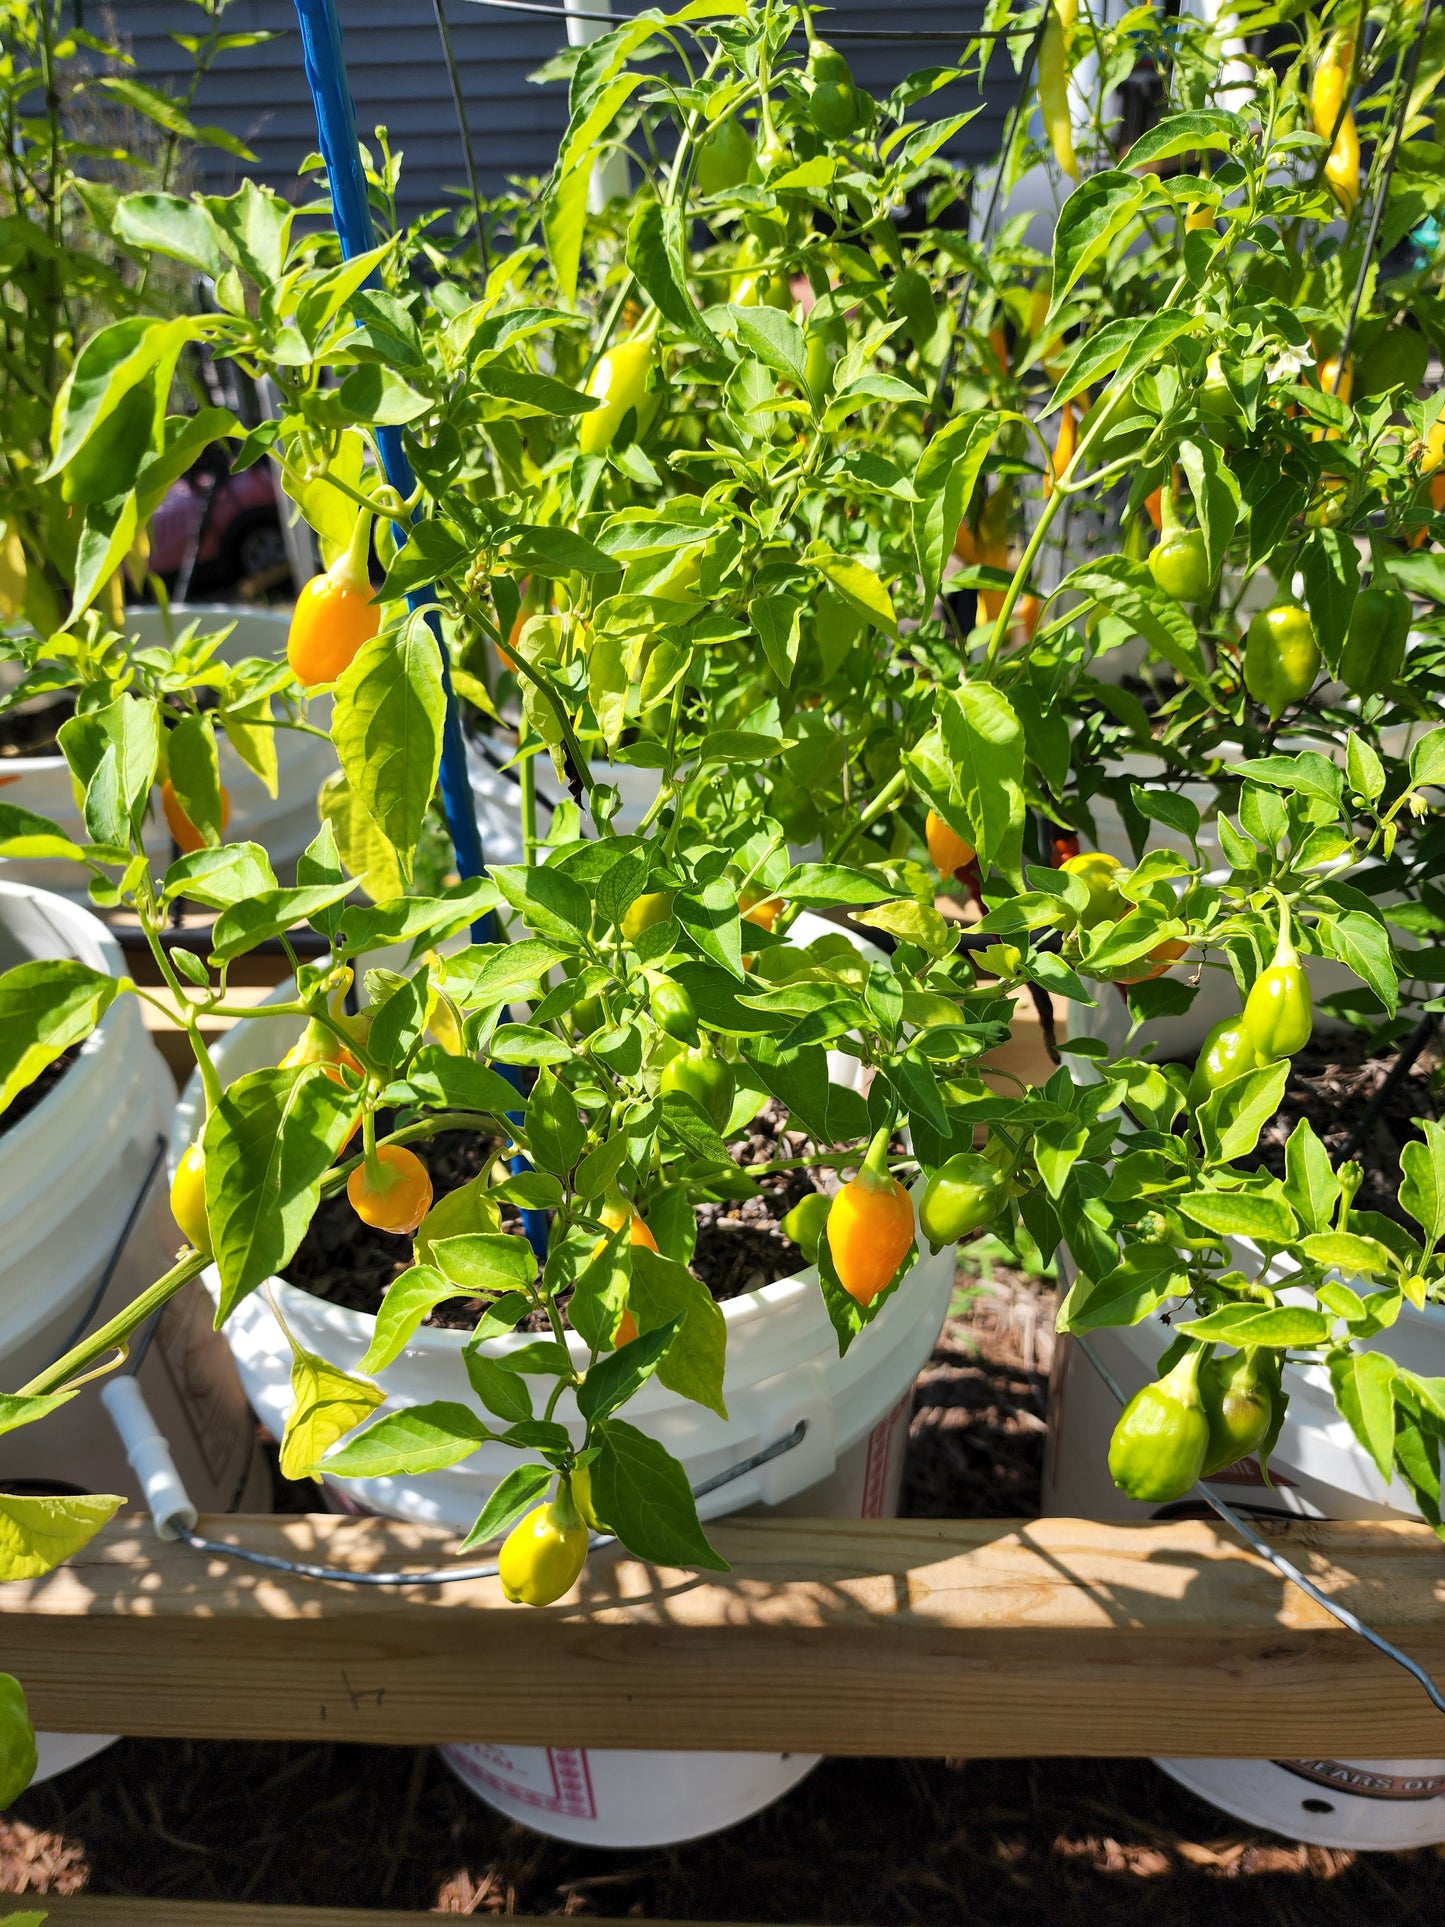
[[695, 116, 757, 195], [1188, 1018, 1264, 1108], [1199, 1347, 1275, 1477], [1107, 1346, 1210, 1504], [572, 992, 606, 1038], [1242, 902, 1312, 1059], [1338, 581, 1409, 697], [918, 1152, 1008, 1253], [781, 1191, 832, 1263], [621, 890, 674, 945], [649, 975, 699, 1046], [1148, 484, 1212, 603], [1199, 351, 1240, 434], [1244, 600, 1320, 719], [806, 40, 864, 138], [659, 1044, 736, 1130]]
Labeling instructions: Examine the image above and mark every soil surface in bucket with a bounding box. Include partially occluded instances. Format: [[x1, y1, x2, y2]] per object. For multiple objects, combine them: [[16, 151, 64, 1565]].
[[280, 1101, 845, 1328], [14, 1248, 1443, 1922], [1237, 1032, 1441, 1224], [0, 1043, 82, 1139], [0, 692, 74, 761]]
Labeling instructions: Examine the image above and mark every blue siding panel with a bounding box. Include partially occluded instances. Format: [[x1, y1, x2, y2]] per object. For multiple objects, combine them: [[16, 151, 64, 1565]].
[[108, 0, 1001, 221]]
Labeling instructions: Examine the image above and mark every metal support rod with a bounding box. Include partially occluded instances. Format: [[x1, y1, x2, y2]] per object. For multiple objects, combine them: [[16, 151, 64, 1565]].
[[431, 0, 490, 270]]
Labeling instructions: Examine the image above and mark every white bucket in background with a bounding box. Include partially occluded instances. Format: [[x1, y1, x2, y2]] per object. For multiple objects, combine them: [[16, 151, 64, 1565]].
[[175, 913, 953, 1844], [0, 606, 334, 895], [468, 732, 661, 865], [0, 880, 267, 1786]]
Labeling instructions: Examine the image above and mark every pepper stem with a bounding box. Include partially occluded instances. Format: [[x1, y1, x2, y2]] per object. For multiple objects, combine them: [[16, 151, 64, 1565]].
[[861, 1124, 893, 1184], [335, 506, 374, 593], [1272, 897, 1298, 969], [553, 1476, 582, 1532]]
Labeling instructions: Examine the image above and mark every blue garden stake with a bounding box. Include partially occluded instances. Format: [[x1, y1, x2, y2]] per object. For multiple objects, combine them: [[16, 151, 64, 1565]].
[[292, 0, 548, 1259]]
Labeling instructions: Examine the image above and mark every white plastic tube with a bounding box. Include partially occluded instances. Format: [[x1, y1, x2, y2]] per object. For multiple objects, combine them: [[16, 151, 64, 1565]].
[[100, 1377, 198, 1539]]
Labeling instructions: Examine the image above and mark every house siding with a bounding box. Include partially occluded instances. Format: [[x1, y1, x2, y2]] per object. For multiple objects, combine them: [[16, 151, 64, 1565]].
[[108, 0, 1001, 221]]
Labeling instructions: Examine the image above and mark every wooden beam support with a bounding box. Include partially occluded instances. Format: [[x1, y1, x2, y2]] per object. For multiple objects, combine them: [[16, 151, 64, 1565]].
[[6, 1513, 1445, 1758]]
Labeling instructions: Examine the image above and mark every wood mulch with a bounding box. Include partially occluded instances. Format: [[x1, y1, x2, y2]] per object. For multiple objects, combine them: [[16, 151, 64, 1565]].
[[7, 1243, 1445, 1920]]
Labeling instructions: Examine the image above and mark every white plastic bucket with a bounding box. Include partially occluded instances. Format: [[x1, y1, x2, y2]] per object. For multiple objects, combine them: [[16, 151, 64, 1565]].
[[468, 732, 661, 865], [0, 880, 266, 1785], [1045, 1244, 1445, 1848], [0, 606, 334, 894], [176, 914, 952, 1843]]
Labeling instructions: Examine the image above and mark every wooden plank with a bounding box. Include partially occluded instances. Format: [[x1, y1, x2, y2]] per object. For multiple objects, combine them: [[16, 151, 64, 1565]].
[[5, 1514, 1445, 1758]]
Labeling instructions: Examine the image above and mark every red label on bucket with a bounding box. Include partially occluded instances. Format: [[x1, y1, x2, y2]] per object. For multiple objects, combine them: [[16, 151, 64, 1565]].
[[445, 1743, 598, 1820], [1278, 1760, 1445, 1801]]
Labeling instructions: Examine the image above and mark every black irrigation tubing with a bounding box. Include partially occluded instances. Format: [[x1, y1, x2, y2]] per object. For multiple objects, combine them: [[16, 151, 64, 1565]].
[[456, 0, 1010, 41], [1074, 1335, 1445, 1722], [1332, 0, 1436, 390]]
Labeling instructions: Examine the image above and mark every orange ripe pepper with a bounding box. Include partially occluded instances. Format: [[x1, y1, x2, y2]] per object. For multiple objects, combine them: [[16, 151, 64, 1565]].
[[926, 809, 975, 881], [826, 1128, 915, 1307], [347, 1142, 433, 1236], [162, 778, 230, 853], [287, 510, 379, 688]]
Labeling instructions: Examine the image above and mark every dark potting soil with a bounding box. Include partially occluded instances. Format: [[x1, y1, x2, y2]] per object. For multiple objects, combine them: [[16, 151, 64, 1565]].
[[1240, 1034, 1442, 1224], [0, 1044, 82, 1140], [0, 692, 74, 760], [279, 1101, 836, 1330]]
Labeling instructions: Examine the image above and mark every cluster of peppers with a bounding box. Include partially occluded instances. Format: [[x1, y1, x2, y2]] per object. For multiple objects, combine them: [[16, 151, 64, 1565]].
[[1108, 905, 1314, 1504]]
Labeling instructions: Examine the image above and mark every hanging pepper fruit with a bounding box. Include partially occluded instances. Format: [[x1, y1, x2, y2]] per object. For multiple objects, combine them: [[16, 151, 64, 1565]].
[[161, 778, 230, 854], [347, 1141, 433, 1236], [1199, 352, 1239, 433], [1199, 1347, 1276, 1477], [1061, 849, 1126, 929], [806, 39, 865, 139], [660, 1043, 735, 1131], [919, 1153, 1007, 1253], [593, 1192, 657, 1346], [926, 810, 976, 882], [1242, 902, 1312, 1059], [579, 326, 659, 456], [498, 1484, 589, 1607], [649, 975, 699, 1046], [286, 509, 379, 688], [1038, 0, 1079, 181], [170, 1141, 211, 1256], [1338, 579, 1410, 697], [781, 1191, 832, 1264], [739, 886, 783, 931], [1312, 24, 1360, 212], [1044, 400, 1077, 498], [731, 235, 791, 310], [827, 1127, 915, 1307], [1148, 479, 1212, 603], [569, 1463, 607, 1533], [1107, 1346, 1211, 1503], [621, 890, 674, 945], [1188, 1018, 1263, 1107], [1243, 600, 1320, 719], [695, 115, 756, 194]]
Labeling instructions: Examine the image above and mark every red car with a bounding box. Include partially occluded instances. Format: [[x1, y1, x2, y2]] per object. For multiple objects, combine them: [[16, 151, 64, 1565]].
[[147, 456, 289, 595]]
